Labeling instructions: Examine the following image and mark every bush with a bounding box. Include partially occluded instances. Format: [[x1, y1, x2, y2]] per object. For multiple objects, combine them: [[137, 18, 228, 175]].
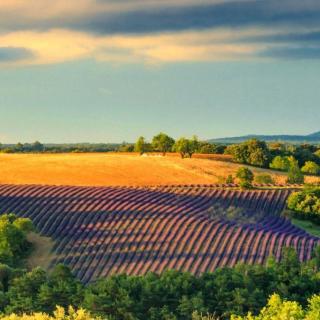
[[301, 161, 320, 175], [0, 306, 101, 320], [225, 175, 234, 184], [254, 174, 274, 184], [287, 162, 304, 184], [287, 187, 320, 224], [236, 167, 254, 188], [231, 293, 320, 320], [269, 156, 290, 171]]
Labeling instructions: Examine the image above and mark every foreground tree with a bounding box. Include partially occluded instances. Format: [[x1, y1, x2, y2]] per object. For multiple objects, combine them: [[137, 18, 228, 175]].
[[151, 133, 175, 155], [231, 293, 320, 320]]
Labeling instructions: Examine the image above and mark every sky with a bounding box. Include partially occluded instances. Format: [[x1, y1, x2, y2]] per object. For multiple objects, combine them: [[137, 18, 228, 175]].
[[0, 0, 320, 143]]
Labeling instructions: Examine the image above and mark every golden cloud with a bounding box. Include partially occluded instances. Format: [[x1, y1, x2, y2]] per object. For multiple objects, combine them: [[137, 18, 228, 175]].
[[0, 28, 269, 66]]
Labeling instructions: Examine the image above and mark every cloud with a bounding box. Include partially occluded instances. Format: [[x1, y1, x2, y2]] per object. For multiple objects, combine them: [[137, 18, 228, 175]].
[[260, 46, 320, 60], [0, 47, 33, 62], [0, 29, 263, 65], [1, 0, 320, 65]]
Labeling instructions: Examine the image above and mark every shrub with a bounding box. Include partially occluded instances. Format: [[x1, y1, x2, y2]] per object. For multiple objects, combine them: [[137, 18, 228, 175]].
[[301, 161, 320, 175], [287, 187, 320, 224], [269, 155, 290, 171], [287, 163, 304, 184], [236, 167, 254, 188], [0, 306, 101, 320], [254, 174, 274, 184], [225, 175, 234, 184]]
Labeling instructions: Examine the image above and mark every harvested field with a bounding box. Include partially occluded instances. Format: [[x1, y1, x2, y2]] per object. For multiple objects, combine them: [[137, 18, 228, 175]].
[[0, 184, 318, 283], [0, 153, 318, 186]]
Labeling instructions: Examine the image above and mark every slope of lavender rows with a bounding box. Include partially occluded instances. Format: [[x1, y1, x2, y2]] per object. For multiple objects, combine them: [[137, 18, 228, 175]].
[[0, 184, 318, 283]]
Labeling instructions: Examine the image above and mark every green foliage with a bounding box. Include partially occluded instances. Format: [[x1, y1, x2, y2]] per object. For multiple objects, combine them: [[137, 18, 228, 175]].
[[287, 187, 320, 224], [231, 293, 320, 320], [225, 175, 234, 184], [134, 136, 148, 155], [269, 156, 291, 171], [152, 133, 175, 155], [198, 143, 225, 154], [0, 306, 102, 320], [6, 265, 84, 315], [287, 160, 304, 184], [254, 174, 274, 185], [301, 161, 320, 175], [236, 167, 254, 188], [173, 136, 199, 158], [1, 247, 320, 319], [0, 214, 33, 267], [227, 140, 270, 168]]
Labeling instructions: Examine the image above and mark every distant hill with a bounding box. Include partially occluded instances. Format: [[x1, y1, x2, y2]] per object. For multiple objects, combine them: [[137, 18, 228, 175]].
[[209, 131, 320, 144]]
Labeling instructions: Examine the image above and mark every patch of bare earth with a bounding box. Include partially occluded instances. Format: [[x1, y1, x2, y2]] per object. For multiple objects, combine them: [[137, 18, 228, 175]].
[[27, 232, 55, 270]]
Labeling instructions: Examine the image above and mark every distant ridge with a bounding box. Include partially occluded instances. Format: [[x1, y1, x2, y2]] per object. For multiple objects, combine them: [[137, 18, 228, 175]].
[[209, 131, 320, 144]]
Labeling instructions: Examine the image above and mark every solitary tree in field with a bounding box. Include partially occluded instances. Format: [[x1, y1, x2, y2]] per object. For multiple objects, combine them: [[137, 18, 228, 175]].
[[151, 133, 175, 155], [236, 167, 254, 189], [174, 136, 199, 158], [134, 136, 147, 155]]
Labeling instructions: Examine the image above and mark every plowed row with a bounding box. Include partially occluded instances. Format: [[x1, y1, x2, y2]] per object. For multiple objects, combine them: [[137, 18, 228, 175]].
[[0, 184, 318, 283]]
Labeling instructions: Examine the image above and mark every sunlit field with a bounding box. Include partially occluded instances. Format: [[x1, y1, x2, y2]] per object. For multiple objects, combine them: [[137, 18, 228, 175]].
[[0, 153, 319, 186]]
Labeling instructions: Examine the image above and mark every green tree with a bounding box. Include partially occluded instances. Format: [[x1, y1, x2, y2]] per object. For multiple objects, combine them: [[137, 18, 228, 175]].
[[301, 161, 320, 175], [236, 167, 254, 189], [37, 265, 84, 313], [134, 136, 148, 155], [174, 136, 199, 158], [287, 162, 304, 184], [269, 156, 291, 171], [152, 133, 175, 155]]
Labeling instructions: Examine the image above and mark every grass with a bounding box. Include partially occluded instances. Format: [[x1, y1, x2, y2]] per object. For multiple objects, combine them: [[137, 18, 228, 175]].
[[291, 218, 320, 237], [0, 152, 318, 187]]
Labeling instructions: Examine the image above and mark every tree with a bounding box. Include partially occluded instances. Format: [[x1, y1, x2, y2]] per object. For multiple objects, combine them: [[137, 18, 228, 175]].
[[287, 162, 304, 184], [301, 161, 320, 175], [134, 136, 148, 155], [226, 175, 234, 184], [37, 265, 84, 313], [174, 136, 199, 158], [236, 167, 254, 189], [151, 133, 175, 155], [269, 156, 291, 171], [226, 139, 270, 167]]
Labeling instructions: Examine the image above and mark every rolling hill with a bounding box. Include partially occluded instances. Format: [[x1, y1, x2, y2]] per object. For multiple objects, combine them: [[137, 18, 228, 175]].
[[0, 184, 318, 283], [209, 131, 320, 144]]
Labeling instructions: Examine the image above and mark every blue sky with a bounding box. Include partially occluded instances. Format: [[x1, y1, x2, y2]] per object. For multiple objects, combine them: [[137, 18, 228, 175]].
[[0, 0, 320, 143]]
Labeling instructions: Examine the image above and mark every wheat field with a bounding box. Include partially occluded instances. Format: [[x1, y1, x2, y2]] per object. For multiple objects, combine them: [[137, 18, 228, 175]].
[[0, 153, 318, 186]]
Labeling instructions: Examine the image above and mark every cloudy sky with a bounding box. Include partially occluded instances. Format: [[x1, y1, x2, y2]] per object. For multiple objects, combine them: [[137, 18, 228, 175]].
[[0, 0, 320, 142]]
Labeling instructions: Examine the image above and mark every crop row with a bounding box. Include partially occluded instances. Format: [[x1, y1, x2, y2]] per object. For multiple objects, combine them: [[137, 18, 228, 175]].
[[0, 184, 317, 283]]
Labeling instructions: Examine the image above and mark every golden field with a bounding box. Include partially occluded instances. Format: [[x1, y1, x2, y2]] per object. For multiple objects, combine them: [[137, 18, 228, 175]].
[[0, 153, 319, 186]]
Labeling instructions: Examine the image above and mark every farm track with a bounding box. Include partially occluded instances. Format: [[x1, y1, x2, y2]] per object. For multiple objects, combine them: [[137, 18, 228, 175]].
[[0, 183, 318, 283]]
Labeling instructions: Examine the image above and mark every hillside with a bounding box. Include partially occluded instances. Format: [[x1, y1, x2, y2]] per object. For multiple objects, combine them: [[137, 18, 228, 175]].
[[0, 153, 319, 186], [210, 131, 320, 144], [0, 184, 318, 283]]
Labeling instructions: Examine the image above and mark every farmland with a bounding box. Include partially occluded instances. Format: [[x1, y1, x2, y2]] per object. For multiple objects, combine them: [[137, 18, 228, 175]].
[[0, 153, 319, 186], [0, 184, 318, 283]]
